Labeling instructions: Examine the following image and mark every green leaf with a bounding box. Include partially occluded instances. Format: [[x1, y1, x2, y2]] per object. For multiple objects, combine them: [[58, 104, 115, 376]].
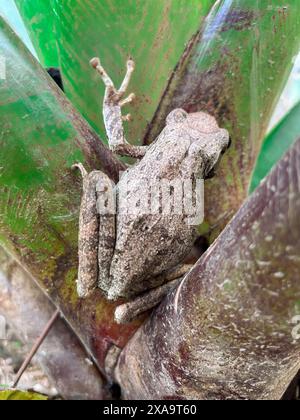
[[14, 0, 59, 67], [0, 0, 37, 58], [250, 101, 300, 193], [0, 390, 48, 400], [51, 0, 215, 139]]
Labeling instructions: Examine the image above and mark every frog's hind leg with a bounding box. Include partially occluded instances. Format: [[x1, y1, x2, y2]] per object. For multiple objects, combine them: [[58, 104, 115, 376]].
[[90, 57, 148, 159], [72, 163, 115, 297], [114, 264, 193, 324], [96, 176, 116, 293]]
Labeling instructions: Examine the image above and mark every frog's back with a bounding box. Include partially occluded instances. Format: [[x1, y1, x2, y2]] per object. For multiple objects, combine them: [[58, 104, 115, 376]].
[[107, 130, 198, 300]]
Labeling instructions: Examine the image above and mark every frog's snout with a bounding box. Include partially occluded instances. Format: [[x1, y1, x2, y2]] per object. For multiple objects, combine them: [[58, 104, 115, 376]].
[[227, 136, 232, 149], [222, 135, 232, 154], [219, 129, 231, 154]]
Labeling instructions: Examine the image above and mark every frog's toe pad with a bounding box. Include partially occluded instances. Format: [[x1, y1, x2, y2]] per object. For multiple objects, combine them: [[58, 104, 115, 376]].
[[114, 305, 132, 324]]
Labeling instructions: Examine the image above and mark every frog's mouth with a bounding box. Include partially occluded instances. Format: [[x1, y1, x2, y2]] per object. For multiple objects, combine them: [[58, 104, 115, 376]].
[[204, 136, 231, 179], [224, 136, 232, 151], [205, 163, 219, 179]]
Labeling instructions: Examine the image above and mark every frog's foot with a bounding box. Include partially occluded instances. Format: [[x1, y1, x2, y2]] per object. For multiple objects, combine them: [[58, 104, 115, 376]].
[[114, 264, 193, 324], [90, 57, 136, 105], [90, 56, 148, 159], [114, 279, 181, 324]]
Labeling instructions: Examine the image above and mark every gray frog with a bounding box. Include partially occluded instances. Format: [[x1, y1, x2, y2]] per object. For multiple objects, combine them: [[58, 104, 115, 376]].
[[73, 57, 230, 324]]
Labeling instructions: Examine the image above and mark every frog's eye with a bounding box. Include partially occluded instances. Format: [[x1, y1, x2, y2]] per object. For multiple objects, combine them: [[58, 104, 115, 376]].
[[166, 109, 188, 125]]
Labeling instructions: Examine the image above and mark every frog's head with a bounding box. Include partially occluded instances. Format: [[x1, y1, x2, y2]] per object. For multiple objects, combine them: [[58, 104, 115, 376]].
[[166, 108, 230, 178]]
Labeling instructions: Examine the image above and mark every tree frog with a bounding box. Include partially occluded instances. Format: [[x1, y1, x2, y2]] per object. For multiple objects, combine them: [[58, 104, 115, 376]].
[[73, 57, 230, 324]]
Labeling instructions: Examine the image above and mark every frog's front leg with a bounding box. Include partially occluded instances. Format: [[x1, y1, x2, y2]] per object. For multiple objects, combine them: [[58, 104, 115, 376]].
[[90, 57, 148, 159], [72, 163, 115, 297], [114, 264, 193, 324]]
